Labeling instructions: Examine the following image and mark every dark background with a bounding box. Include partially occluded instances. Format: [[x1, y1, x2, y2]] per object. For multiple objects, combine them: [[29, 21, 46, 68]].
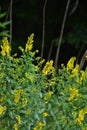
[[0, 0, 87, 66]]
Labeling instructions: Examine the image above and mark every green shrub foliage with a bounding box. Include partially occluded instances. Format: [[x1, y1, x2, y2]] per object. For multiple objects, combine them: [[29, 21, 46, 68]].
[[0, 11, 10, 43], [0, 34, 87, 130]]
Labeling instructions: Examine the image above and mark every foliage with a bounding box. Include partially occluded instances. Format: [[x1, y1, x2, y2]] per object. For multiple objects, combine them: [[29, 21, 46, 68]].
[[0, 10, 10, 45], [0, 34, 87, 130]]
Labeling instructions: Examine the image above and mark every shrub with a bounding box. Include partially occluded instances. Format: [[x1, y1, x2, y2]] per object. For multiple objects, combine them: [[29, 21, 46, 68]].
[[0, 34, 87, 130]]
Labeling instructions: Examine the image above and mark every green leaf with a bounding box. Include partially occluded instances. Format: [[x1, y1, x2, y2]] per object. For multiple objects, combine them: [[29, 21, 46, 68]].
[[0, 21, 10, 28], [34, 112, 40, 120], [0, 30, 10, 37], [48, 103, 51, 111], [2, 21, 10, 26], [8, 111, 14, 119], [0, 12, 6, 19], [3, 85, 6, 91], [7, 99, 12, 105], [0, 22, 5, 28]]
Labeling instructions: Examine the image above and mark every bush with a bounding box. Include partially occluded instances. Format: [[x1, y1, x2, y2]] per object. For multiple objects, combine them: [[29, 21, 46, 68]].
[[0, 34, 87, 130]]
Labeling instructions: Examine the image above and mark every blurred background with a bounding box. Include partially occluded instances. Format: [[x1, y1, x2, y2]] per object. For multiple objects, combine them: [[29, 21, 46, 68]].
[[0, 0, 87, 67]]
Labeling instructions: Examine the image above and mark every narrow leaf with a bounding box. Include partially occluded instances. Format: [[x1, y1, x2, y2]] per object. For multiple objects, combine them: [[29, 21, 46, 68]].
[[0, 12, 6, 18]]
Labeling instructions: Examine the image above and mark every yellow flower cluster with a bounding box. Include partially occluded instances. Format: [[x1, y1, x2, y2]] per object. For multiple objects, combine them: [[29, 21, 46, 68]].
[[47, 91, 53, 98], [16, 115, 21, 124], [25, 33, 34, 52], [26, 109, 32, 115], [19, 77, 25, 83], [67, 57, 76, 71], [44, 91, 53, 103], [0, 93, 5, 102], [68, 86, 82, 101], [0, 72, 5, 78], [42, 112, 48, 117], [14, 89, 24, 104], [34, 121, 45, 130], [14, 115, 21, 130], [0, 106, 7, 116], [80, 70, 85, 82], [14, 123, 18, 130], [71, 64, 79, 77], [22, 98, 28, 107], [76, 106, 87, 125], [1, 37, 11, 56], [76, 70, 86, 84], [42, 60, 54, 75], [45, 77, 56, 87], [25, 72, 34, 82]]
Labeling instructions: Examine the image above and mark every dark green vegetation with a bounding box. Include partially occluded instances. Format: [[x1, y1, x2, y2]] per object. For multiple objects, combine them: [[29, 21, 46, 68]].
[[0, 35, 87, 130]]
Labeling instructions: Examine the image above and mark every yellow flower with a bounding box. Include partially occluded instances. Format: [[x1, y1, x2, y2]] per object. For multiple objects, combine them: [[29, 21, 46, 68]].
[[71, 64, 79, 77], [1, 37, 11, 56], [14, 89, 24, 104], [67, 57, 76, 71], [75, 106, 87, 125], [47, 91, 53, 98], [25, 33, 34, 52], [68, 86, 82, 101], [85, 55, 87, 60], [14, 92, 20, 104], [44, 96, 48, 104], [47, 77, 56, 87], [42, 112, 48, 117], [19, 78, 25, 83], [22, 98, 28, 107], [14, 123, 18, 130], [16, 115, 21, 124], [34, 122, 45, 130], [37, 121, 45, 127], [0, 106, 7, 116], [44, 91, 53, 104], [26, 109, 31, 115], [76, 70, 86, 84], [33, 128, 37, 130], [42, 60, 54, 75], [0, 93, 5, 102], [80, 70, 85, 82], [0, 97, 4, 102], [0, 72, 5, 78], [25, 72, 34, 82]]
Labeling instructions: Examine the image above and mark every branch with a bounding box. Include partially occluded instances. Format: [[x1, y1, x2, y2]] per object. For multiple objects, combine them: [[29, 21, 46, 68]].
[[79, 50, 87, 71], [69, 0, 79, 15], [10, 0, 13, 48], [41, 0, 47, 58], [54, 0, 71, 70], [47, 41, 53, 61]]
